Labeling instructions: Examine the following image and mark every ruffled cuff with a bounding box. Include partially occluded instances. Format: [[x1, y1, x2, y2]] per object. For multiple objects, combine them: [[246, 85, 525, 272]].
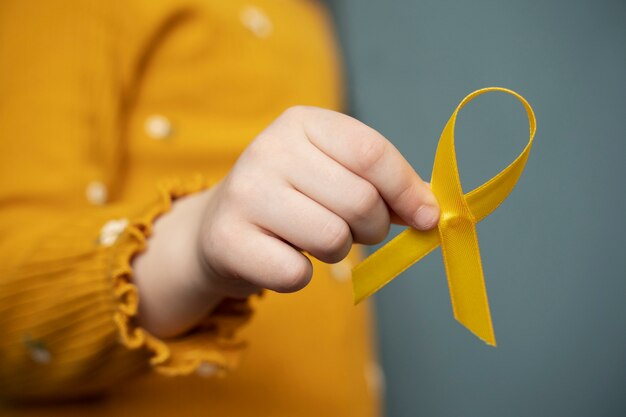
[[110, 174, 254, 377]]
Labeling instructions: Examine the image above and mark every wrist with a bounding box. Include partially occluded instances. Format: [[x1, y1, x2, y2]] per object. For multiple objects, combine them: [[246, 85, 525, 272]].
[[133, 188, 223, 338]]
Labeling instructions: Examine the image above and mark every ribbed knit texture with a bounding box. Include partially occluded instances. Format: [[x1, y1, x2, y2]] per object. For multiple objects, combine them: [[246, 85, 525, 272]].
[[0, 173, 253, 400]]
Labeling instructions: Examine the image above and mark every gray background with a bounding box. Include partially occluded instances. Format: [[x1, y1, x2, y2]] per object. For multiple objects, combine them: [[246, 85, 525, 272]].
[[329, 1, 626, 416]]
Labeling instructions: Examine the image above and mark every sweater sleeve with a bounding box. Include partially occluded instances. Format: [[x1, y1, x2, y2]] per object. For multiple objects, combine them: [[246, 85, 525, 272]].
[[0, 0, 252, 402]]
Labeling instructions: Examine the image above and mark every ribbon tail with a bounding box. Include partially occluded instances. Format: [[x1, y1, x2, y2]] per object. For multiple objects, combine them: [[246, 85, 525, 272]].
[[352, 228, 440, 304], [439, 216, 496, 346]]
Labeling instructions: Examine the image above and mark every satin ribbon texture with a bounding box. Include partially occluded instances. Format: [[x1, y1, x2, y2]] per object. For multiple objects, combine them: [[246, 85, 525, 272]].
[[352, 87, 537, 346]]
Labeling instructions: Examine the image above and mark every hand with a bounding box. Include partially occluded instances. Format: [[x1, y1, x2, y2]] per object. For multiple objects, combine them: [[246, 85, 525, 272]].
[[133, 106, 440, 338], [199, 106, 439, 294]]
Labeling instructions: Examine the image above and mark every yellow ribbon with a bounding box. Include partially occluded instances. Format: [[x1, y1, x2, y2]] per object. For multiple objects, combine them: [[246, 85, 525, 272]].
[[352, 87, 536, 346]]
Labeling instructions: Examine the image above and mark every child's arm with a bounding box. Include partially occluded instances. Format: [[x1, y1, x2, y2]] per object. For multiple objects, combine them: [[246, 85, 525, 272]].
[[0, 1, 252, 401]]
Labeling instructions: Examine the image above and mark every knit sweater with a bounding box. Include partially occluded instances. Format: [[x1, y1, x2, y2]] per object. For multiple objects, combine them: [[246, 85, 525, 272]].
[[0, 0, 380, 415]]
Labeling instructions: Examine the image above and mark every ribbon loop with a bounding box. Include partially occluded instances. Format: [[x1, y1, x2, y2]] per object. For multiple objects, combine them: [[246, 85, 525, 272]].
[[352, 87, 537, 346]]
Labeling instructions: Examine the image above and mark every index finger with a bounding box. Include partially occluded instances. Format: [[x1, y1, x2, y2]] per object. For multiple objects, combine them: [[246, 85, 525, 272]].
[[293, 106, 440, 231]]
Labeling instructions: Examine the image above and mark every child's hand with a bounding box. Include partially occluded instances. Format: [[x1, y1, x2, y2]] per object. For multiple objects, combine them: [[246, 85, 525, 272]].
[[133, 107, 439, 337], [199, 106, 439, 295]]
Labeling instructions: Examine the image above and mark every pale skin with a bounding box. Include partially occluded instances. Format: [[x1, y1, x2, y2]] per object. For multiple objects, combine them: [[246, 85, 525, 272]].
[[132, 106, 440, 338]]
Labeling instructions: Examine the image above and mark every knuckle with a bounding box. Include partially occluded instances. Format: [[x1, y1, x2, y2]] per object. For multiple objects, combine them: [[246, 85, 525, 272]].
[[355, 134, 386, 173], [317, 219, 351, 262], [240, 134, 273, 164], [275, 256, 312, 292], [244, 122, 293, 163], [222, 173, 258, 205], [350, 183, 381, 220]]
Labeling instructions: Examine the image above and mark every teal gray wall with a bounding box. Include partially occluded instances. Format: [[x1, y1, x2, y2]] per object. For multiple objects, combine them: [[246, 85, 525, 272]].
[[329, 1, 626, 416]]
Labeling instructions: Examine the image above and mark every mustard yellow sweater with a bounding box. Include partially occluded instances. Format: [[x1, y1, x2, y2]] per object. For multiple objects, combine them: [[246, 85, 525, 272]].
[[0, 0, 381, 415]]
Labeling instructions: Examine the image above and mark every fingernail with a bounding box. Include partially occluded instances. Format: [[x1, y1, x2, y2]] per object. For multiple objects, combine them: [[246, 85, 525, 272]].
[[413, 205, 440, 230]]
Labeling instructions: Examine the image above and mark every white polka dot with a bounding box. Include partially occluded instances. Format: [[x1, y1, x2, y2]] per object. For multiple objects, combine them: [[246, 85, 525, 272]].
[[86, 181, 108, 205], [196, 361, 219, 378], [240, 5, 273, 38], [330, 259, 352, 283], [145, 115, 173, 140], [99, 218, 129, 246], [30, 346, 51, 364]]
